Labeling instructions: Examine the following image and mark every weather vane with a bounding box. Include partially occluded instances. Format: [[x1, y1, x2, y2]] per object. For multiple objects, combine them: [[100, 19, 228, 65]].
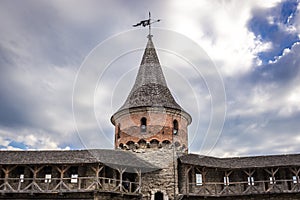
[[133, 12, 161, 38]]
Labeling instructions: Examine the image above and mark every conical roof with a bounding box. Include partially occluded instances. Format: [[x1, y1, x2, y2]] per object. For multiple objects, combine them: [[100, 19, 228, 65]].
[[112, 36, 191, 123]]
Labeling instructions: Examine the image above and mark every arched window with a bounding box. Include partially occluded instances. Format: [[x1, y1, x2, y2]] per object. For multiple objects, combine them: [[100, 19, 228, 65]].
[[162, 140, 171, 147], [126, 141, 135, 149], [173, 120, 178, 135], [150, 139, 159, 148], [140, 117, 147, 132], [138, 139, 147, 148], [154, 191, 164, 200]]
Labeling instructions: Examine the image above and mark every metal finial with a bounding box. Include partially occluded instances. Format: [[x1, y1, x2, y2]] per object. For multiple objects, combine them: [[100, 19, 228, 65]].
[[132, 12, 161, 38]]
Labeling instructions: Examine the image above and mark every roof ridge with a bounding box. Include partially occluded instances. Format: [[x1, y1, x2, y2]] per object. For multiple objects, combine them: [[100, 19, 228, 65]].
[[182, 152, 300, 160]]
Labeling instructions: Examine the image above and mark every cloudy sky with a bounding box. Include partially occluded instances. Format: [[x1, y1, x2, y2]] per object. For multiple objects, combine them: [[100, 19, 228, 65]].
[[0, 0, 300, 157]]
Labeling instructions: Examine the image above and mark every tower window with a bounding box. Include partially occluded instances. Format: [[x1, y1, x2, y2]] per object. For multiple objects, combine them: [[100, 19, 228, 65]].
[[117, 123, 121, 139], [141, 117, 147, 132], [173, 120, 178, 135]]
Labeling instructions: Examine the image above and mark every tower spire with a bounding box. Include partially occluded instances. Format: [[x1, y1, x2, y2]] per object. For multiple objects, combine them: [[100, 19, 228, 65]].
[[115, 36, 183, 112], [112, 35, 191, 125], [111, 25, 192, 153]]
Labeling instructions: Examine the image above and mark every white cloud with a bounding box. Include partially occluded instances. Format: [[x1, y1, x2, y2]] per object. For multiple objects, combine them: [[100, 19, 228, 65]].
[[164, 0, 280, 76], [278, 84, 300, 117], [0, 136, 10, 147]]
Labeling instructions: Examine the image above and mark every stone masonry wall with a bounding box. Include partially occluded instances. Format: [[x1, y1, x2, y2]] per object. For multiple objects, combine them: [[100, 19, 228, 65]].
[[133, 147, 183, 200]]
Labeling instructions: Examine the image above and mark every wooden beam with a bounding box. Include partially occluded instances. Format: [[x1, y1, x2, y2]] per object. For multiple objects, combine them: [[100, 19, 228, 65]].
[[0, 166, 16, 192], [53, 165, 70, 191], [22, 165, 44, 193], [185, 165, 193, 195], [134, 168, 142, 193], [116, 167, 126, 192], [243, 169, 255, 177], [86, 164, 104, 190], [91, 164, 104, 189]]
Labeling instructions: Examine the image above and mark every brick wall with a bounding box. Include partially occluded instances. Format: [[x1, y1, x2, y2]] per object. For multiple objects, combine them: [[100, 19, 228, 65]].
[[114, 109, 189, 151]]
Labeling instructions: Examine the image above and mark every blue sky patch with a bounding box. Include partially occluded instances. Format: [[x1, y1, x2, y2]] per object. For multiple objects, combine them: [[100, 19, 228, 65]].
[[248, 0, 300, 64], [8, 140, 28, 150]]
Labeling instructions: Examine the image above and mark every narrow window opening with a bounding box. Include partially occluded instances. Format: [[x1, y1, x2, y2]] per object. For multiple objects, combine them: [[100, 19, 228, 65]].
[[20, 174, 24, 183], [248, 176, 254, 186], [293, 176, 299, 184], [141, 117, 147, 133], [154, 191, 164, 200], [70, 166, 78, 183], [104, 166, 113, 183], [173, 120, 178, 135], [224, 176, 229, 186], [44, 166, 52, 183], [16, 166, 25, 183], [45, 174, 52, 183], [117, 123, 121, 139], [71, 174, 78, 183], [196, 173, 203, 186]]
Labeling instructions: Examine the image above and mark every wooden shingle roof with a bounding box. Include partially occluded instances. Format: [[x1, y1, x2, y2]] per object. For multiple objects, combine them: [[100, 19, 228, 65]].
[[112, 36, 192, 124], [0, 149, 160, 172], [179, 153, 300, 169]]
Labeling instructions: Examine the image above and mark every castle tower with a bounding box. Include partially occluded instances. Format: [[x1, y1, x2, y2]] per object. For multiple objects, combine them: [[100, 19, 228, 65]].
[[111, 35, 192, 153]]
